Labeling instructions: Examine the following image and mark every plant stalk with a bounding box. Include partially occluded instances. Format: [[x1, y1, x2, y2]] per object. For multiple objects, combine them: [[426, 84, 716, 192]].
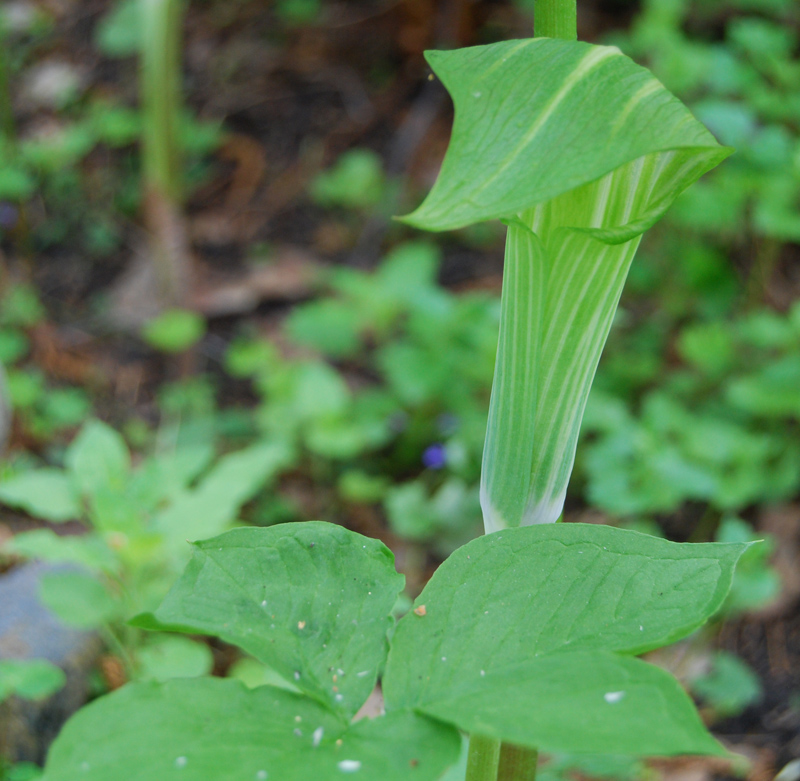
[[470, 0, 574, 777], [140, 0, 192, 308], [471, 0, 573, 777], [465, 735, 501, 781], [534, 0, 577, 40]]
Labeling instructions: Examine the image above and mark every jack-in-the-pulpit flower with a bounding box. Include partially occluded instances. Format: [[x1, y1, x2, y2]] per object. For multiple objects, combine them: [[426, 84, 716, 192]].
[[402, 38, 731, 531]]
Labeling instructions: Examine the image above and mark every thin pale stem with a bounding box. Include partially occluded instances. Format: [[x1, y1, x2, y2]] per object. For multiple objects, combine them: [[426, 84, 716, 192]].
[[534, 0, 577, 40], [466, 735, 501, 781], [498, 744, 538, 781]]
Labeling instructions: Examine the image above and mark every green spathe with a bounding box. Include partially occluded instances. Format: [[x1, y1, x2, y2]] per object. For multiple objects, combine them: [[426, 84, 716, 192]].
[[401, 38, 731, 530]]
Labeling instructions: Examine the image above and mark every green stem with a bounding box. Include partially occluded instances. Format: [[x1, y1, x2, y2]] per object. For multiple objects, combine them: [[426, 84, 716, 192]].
[[534, 0, 577, 40], [466, 735, 501, 781], [141, 0, 183, 203], [474, 0, 575, 777], [481, 0, 578, 774], [140, 0, 192, 308], [498, 744, 538, 781]]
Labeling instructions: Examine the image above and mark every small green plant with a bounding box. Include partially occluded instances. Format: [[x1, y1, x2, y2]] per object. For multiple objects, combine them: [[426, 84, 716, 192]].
[[580, 302, 800, 522], [0, 419, 293, 680], [310, 149, 387, 211], [690, 650, 762, 719], [0, 660, 65, 705], [35, 1, 744, 776], [226, 240, 497, 547]]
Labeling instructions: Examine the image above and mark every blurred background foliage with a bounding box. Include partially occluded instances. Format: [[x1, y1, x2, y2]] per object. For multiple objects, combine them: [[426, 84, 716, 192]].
[[0, 0, 799, 777]]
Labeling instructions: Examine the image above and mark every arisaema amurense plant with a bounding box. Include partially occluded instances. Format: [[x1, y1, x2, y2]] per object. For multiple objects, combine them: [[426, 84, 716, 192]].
[[37, 2, 742, 779]]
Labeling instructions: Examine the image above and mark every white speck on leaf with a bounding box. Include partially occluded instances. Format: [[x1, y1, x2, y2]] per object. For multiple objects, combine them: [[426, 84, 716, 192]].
[[338, 760, 362, 773], [80, 762, 90, 771], [294, 671, 301, 680], [335, 693, 344, 702], [256, 772, 268, 780], [175, 756, 188, 768], [261, 600, 267, 607], [473, 91, 482, 98], [313, 727, 324, 747], [604, 691, 625, 703], [639, 625, 644, 631], [356, 670, 370, 677], [294, 728, 303, 737], [480, 670, 485, 676]]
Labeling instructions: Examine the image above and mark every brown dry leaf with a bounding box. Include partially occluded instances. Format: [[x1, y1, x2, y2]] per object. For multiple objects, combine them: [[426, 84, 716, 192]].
[[191, 246, 321, 317], [99, 655, 127, 691], [30, 323, 100, 386]]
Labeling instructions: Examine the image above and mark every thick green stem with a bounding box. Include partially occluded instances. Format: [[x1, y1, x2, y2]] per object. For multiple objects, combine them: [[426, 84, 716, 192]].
[[498, 744, 538, 781], [466, 735, 501, 781], [534, 0, 577, 40]]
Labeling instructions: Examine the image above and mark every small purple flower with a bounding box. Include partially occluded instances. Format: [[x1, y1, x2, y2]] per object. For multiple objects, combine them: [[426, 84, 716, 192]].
[[422, 443, 447, 470]]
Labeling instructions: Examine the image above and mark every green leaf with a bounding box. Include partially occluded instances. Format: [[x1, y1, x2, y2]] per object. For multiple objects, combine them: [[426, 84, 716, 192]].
[[153, 441, 294, 547], [310, 149, 386, 209], [39, 572, 117, 629], [135, 523, 404, 718], [0, 660, 66, 704], [404, 650, 723, 756], [41, 679, 460, 781], [383, 524, 745, 755], [65, 420, 130, 499], [142, 310, 207, 354], [285, 300, 363, 358], [135, 636, 214, 682], [0, 328, 29, 364], [400, 38, 730, 530], [93, 0, 141, 57], [0, 469, 80, 522], [691, 650, 761, 718], [6, 529, 118, 574]]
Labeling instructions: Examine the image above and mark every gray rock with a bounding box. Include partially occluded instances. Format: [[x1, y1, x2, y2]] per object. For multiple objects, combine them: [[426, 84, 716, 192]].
[[0, 562, 101, 764]]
